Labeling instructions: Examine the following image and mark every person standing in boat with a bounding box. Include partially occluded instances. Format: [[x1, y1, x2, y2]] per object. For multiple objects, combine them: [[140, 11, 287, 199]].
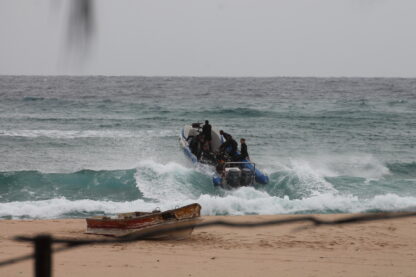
[[238, 138, 249, 161], [201, 120, 212, 151]]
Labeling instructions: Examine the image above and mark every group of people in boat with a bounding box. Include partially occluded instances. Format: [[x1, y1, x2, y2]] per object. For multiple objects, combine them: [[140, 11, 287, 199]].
[[218, 130, 249, 161], [187, 120, 250, 168]]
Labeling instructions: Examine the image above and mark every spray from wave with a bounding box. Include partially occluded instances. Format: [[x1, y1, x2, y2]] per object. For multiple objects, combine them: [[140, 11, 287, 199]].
[[1, 156, 415, 219]]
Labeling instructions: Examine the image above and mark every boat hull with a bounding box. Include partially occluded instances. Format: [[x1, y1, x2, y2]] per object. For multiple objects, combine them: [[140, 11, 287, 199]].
[[85, 203, 202, 239], [86, 218, 202, 239]]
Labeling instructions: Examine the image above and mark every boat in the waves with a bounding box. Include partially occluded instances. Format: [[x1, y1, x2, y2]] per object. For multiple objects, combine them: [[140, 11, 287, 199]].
[[179, 123, 269, 189], [85, 203, 202, 239]]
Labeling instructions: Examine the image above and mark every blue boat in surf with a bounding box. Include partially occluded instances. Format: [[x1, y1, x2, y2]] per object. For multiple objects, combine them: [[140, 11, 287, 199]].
[[179, 123, 269, 189]]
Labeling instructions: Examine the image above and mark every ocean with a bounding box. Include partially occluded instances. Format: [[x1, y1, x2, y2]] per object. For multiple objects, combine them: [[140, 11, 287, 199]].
[[0, 76, 415, 219]]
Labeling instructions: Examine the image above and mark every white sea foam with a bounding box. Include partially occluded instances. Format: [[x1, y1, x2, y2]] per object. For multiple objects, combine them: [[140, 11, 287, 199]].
[[265, 153, 390, 181], [2, 191, 415, 219], [287, 159, 336, 195], [134, 160, 198, 201], [137, 160, 191, 175], [0, 198, 152, 219], [0, 156, 412, 219], [308, 154, 390, 179]]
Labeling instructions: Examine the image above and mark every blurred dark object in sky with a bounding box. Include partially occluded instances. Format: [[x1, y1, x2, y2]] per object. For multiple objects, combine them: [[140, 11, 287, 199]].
[[67, 0, 94, 57]]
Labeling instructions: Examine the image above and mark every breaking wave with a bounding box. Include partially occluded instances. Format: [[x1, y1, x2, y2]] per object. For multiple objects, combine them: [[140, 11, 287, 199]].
[[1, 158, 415, 219]]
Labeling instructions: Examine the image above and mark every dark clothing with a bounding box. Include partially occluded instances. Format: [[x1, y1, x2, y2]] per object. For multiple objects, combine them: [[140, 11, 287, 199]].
[[221, 132, 231, 142], [219, 132, 232, 152], [229, 138, 238, 156], [202, 123, 212, 141], [221, 137, 238, 158], [196, 142, 202, 160], [196, 135, 205, 160], [188, 136, 198, 156], [240, 142, 249, 160]]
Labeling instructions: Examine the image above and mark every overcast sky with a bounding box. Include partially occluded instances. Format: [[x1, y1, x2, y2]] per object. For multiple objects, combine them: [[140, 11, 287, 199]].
[[1, 0, 415, 77]]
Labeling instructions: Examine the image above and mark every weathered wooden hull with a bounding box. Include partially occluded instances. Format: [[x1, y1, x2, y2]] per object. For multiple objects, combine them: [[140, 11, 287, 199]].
[[85, 203, 202, 239], [86, 217, 202, 239]]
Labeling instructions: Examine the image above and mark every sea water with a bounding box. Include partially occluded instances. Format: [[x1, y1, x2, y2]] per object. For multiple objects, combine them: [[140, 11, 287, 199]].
[[0, 76, 415, 219]]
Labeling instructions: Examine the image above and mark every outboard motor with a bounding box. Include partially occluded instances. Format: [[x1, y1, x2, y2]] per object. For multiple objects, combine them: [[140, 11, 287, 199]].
[[240, 168, 254, 186], [224, 167, 241, 188]]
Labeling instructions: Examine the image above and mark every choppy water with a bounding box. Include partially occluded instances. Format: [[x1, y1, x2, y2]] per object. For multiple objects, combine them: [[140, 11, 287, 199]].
[[0, 76, 415, 219]]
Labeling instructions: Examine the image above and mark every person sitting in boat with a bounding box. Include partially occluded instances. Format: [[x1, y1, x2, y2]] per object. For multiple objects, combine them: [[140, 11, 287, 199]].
[[201, 120, 212, 150]]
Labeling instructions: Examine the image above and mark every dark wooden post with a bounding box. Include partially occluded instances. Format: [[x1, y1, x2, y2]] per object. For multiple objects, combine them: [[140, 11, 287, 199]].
[[34, 235, 52, 277]]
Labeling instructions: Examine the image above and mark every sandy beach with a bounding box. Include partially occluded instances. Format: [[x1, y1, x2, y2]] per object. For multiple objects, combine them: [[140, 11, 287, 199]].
[[1, 214, 415, 277]]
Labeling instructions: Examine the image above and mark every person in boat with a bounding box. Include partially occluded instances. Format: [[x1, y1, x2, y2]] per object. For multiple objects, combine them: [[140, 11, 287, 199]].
[[237, 138, 249, 161], [229, 137, 238, 158], [216, 159, 225, 175], [219, 130, 231, 141], [187, 127, 199, 154], [196, 134, 205, 160], [189, 135, 199, 156], [219, 132, 238, 159], [219, 130, 232, 152], [201, 120, 212, 150], [200, 133, 217, 164]]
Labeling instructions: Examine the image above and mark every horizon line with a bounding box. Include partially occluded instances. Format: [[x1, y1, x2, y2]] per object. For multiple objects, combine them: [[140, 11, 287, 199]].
[[1, 74, 415, 79]]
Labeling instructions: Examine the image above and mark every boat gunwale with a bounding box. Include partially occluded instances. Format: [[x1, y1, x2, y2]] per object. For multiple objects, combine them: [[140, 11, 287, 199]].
[[86, 203, 201, 226]]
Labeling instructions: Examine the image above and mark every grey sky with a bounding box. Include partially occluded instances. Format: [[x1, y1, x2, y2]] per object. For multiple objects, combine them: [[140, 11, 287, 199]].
[[1, 0, 415, 77]]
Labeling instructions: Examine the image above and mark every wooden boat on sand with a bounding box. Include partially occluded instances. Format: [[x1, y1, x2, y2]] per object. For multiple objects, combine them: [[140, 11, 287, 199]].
[[86, 203, 202, 239]]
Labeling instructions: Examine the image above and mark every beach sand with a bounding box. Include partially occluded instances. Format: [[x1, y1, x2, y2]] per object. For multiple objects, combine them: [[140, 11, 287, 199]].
[[1, 214, 415, 277]]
